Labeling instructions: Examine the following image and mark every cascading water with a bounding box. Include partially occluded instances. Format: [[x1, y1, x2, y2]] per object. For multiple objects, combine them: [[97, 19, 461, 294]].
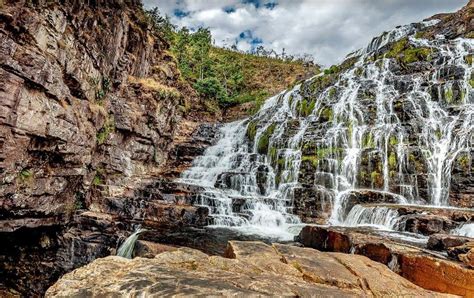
[[117, 228, 146, 259], [343, 205, 400, 230], [178, 18, 473, 239], [452, 223, 474, 238]]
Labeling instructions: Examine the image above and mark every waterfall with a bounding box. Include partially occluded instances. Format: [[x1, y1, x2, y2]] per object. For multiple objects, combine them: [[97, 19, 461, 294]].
[[343, 205, 400, 230], [178, 18, 473, 238], [117, 228, 146, 259], [452, 223, 474, 238]]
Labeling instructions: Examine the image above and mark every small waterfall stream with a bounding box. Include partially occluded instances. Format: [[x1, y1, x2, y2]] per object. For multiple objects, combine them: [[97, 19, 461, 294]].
[[178, 19, 473, 239], [117, 228, 146, 259]]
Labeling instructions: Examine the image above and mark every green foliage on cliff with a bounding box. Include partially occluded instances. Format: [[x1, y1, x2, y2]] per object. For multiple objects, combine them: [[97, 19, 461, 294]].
[[96, 116, 115, 145], [18, 169, 33, 183], [144, 8, 319, 113]]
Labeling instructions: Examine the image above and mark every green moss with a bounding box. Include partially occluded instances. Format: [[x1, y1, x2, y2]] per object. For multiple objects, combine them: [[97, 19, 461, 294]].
[[18, 169, 33, 182], [354, 67, 364, 77], [402, 47, 431, 64], [385, 38, 408, 58], [92, 174, 103, 186], [469, 79, 474, 88], [328, 87, 336, 98], [347, 121, 353, 137], [320, 107, 333, 121], [96, 116, 115, 145], [389, 136, 398, 146], [315, 147, 343, 159], [257, 123, 276, 154], [269, 146, 278, 162], [465, 31, 474, 39], [458, 155, 470, 170], [435, 129, 442, 139], [444, 88, 454, 103], [414, 31, 426, 39], [385, 38, 432, 64], [277, 158, 286, 168], [246, 120, 258, 142], [297, 99, 316, 117], [388, 152, 397, 169], [370, 171, 381, 183], [309, 74, 335, 93], [323, 65, 339, 75], [363, 132, 375, 149], [465, 55, 472, 66], [302, 155, 318, 167]]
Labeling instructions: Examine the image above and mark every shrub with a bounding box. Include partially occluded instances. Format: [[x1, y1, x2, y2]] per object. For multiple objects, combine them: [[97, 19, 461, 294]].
[[194, 77, 228, 106], [96, 116, 115, 145]]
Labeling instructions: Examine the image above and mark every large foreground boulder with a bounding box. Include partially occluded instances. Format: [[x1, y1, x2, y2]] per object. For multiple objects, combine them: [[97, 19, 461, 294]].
[[46, 241, 445, 297]]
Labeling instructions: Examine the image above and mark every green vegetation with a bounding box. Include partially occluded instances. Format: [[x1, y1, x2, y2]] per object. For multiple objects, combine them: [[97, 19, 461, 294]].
[[323, 65, 339, 75], [257, 123, 277, 154], [389, 136, 398, 146], [297, 98, 316, 117], [92, 168, 105, 186], [18, 169, 33, 182], [388, 152, 397, 169], [444, 87, 454, 103], [466, 31, 474, 39], [90, 77, 110, 104], [96, 116, 115, 145], [465, 54, 472, 65], [302, 155, 319, 167], [145, 8, 319, 113], [363, 132, 375, 148], [246, 120, 258, 142], [384, 38, 432, 64], [458, 155, 470, 170], [269, 146, 278, 162], [320, 107, 333, 121]]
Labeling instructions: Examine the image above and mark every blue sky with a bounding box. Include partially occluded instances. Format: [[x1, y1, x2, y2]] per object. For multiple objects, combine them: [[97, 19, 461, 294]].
[[143, 0, 467, 65]]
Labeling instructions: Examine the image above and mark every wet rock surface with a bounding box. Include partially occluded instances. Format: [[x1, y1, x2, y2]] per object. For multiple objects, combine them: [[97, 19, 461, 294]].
[[298, 225, 474, 296], [46, 241, 445, 297]]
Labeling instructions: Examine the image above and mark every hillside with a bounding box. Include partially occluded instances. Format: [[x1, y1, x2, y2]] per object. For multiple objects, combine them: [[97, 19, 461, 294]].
[[145, 8, 319, 120]]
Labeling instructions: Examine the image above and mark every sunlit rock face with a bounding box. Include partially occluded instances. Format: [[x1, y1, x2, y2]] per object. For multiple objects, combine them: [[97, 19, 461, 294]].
[[46, 241, 444, 297]]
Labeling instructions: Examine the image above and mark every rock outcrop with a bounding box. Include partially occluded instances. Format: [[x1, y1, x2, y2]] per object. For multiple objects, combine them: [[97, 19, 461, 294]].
[[298, 225, 474, 296], [0, 0, 215, 295], [46, 241, 446, 297]]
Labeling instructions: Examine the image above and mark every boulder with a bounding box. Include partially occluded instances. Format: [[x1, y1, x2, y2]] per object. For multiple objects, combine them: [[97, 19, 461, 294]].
[[427, 234, 472, 251], [46, 241, 444, 297], [298, 225, 474, 296]]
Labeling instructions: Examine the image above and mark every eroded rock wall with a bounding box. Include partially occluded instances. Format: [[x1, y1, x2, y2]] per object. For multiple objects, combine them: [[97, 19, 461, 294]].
[[0, 1, 210, 295]]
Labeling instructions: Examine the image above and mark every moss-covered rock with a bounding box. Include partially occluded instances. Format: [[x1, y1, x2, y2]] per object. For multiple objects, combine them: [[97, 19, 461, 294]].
[[257, 123, 277, 154], [246, 120, 258, 142], [384, 38, 432, 64]]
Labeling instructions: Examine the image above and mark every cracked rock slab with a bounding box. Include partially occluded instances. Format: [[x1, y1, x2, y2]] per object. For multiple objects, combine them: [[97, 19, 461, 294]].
[[46, 241, 448, 297]]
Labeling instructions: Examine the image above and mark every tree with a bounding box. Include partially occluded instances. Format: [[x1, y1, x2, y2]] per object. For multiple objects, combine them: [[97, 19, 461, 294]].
[[194, 77, 227, 105], [190, 28, 212, 80]]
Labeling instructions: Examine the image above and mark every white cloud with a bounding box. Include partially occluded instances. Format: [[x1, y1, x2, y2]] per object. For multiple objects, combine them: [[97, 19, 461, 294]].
[[143, 0, 467, 65]]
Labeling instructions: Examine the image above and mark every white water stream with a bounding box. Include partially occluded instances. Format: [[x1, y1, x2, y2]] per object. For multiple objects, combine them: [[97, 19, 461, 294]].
[[177, 20, 473, 240]]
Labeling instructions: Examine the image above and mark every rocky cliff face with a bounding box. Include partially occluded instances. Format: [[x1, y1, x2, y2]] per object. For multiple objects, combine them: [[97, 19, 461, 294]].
[[0, 0, 213, 295]]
